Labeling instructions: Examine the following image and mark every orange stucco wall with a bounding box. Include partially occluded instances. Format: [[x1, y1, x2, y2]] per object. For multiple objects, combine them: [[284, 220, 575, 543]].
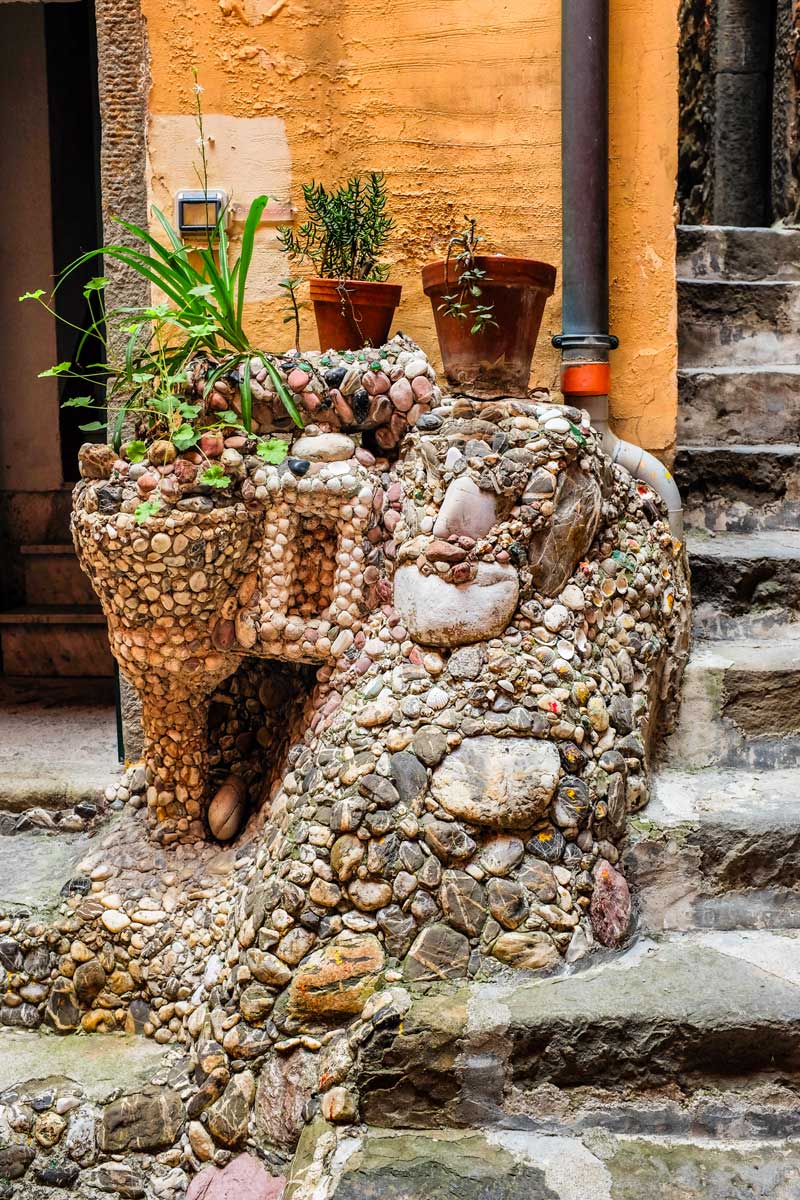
[[140, 0, 679, 457]]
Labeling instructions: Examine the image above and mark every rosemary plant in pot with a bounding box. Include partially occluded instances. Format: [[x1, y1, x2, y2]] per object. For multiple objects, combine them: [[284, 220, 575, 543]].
[[422, 218, 556, 397], [278, 172, 401, 351]]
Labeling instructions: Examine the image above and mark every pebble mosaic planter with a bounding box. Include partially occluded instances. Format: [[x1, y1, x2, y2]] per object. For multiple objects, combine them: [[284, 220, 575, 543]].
[[0, 337, 690, 1188]]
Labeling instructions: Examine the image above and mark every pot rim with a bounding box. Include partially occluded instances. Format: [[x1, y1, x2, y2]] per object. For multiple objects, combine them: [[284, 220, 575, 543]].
[[309, 277, 403, 306], [421, 255, 557, 296]]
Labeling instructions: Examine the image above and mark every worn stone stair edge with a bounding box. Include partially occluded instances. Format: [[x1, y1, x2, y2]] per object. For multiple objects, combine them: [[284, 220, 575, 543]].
[[349, 935, 800, 1129]]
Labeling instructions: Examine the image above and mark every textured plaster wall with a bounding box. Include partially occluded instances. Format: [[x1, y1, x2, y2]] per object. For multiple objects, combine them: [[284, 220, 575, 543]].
[[139, 0, 679, 457]]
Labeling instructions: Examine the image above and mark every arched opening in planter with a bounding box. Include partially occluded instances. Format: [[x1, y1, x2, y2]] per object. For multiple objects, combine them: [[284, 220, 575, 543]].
[[207, 657, 318, 842]]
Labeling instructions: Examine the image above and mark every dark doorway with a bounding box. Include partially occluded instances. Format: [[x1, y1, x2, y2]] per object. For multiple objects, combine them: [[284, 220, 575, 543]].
[[44, 0, 105, 482], [0, 1, 111, 689]]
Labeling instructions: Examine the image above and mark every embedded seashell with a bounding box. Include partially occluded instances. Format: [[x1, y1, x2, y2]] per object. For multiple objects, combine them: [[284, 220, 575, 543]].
[[556, 639, 575, 660], [340, 364, 362, 396], [208, 775, 248, 841]]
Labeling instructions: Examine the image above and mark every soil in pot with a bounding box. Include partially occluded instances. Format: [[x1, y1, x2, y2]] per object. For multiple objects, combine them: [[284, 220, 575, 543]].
[[310, 278, 402, 351], [422, 255, 556, 396]]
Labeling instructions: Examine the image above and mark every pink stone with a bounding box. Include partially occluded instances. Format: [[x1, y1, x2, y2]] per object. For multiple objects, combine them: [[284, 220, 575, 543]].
[[590, 860, 631, 947], [137, 473, 158, 494], [225, 436, 247, 449], [355, 446, 376, 467], [186, 1154, 285, 1200], [383, 510, 401, 534], [331, 389, 354, 425], [288, 368, 310, 392], [411, 375, 433, 399], [408, 647, 423, 665], [364, 370, 390, 395], [159, 476, 180, 502], [207, 393, 229, 412], [386, 482, 402, 502], [375, 425, 399, 450], [199, 433, 225, 458], [389, 377, 414, 412], [173, 458, 198, 484], [390, 413, 408, 440], [354, 655, 372, 675]]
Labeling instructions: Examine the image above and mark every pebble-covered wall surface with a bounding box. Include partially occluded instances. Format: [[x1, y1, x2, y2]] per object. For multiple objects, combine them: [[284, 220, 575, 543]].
[[0, 337, 690, 1187]]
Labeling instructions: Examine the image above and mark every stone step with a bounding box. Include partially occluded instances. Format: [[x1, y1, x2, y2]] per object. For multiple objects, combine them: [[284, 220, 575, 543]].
[[0, 688, 118, 817], [687, 529, 800, 638], [675, 444, 800, 531], [678, 366, 800, 447], [625, 768, 800, 931], [0, 1025, 169, 1096], [0, 606, 113, 677], [351, 932, 800, 1125], [678, 278, 800, 368], [291, 1119, 800, 1199], [0, 828, 94, 912], [665, 632, 800, 770], [677, 224, 800, 282], [20, 543, 97, 607], [0, 675, 116, 706]]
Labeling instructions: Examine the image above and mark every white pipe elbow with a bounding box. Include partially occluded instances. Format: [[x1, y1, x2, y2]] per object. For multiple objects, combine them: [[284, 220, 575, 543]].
[[611, 438, 684, 540]]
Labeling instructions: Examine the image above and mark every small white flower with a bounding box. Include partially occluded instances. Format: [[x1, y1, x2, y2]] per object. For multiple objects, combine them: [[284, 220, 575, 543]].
[[193, 83, 205, 95]]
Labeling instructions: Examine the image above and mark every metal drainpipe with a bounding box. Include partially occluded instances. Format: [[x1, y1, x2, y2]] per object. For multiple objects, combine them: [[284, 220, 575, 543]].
[[553, 0, 683, 539]]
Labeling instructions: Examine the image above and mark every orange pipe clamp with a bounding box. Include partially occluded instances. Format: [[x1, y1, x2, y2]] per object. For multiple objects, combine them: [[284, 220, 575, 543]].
[[561, 362, 611, 397]]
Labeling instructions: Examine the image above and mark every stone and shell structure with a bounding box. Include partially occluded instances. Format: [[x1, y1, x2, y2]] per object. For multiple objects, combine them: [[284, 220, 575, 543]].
[[0, 338, 689, 1182]]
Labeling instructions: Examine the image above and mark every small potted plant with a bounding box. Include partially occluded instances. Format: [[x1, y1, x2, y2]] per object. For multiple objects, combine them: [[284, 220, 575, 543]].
[[422, 217, 557, 397], [278, 172, 402, 351]]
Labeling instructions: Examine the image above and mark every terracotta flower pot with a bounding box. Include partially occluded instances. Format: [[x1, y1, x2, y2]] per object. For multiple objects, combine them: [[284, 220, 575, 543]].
[[310, 278, 402, 351], [422, 255, 557, 397]]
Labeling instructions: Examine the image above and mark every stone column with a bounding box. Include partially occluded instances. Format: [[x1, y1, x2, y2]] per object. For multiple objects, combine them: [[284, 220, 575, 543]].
[[772, 0, 800, 224], [711, 0, 774, 225], [93, 0, 150, 757], [142, 691, 211, 846], [678, 0, 715, 225]]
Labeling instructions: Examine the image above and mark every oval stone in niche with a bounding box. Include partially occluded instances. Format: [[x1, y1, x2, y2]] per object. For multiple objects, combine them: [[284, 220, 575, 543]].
[[430, 735, 560, 830]]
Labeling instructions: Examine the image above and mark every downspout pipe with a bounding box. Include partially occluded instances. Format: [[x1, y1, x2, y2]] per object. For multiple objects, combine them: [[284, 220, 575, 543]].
[[552, 0, 683, 539]]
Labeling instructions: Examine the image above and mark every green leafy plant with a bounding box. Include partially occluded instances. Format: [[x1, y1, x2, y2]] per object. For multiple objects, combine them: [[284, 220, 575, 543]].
[[277, 173, 393, 282], [439, 217, 498, 335], [256, 437, 289, 465], [21, 77, 303, 454], [134, 497, 162, 525], [278, 275, 310, 351], [199, 463, 231, 489]]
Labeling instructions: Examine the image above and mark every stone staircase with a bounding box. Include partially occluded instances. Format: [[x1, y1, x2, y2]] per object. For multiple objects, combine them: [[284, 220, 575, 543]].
[[0, 500, 113, 681], [627, 225, 800, 942]]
